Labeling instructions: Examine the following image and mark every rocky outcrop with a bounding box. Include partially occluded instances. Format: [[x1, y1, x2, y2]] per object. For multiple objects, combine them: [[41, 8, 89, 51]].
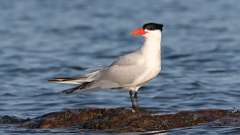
[[1, 108, 239, 132]]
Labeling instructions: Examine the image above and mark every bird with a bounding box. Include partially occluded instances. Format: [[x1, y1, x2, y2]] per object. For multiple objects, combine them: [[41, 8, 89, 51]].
[[49, 23, 164, 108]]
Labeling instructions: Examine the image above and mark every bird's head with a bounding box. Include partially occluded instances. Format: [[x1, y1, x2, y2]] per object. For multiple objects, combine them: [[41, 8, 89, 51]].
[[130, 23, 163, 39]]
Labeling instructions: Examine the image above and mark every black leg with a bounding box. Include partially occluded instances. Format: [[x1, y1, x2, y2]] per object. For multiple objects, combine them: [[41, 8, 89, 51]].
[[129, 91, 139, 109], [129, 91, 133, 97], [134, 91, 138, 99], [133, 92, 138, 109], [129, 91, 134, 107]]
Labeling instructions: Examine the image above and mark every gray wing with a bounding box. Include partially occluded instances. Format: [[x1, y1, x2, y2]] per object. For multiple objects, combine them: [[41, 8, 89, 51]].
[[110, 51, 143, 66], [94, 51, 146, 87]]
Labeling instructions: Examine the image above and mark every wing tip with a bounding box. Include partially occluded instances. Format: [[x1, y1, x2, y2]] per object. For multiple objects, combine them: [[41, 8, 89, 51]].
[[48, 78, 64, 82], [48, 77, 75, 83]]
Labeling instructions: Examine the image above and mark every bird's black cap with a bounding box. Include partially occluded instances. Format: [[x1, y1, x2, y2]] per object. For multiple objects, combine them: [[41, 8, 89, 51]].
[[143, 23, 164, 31]]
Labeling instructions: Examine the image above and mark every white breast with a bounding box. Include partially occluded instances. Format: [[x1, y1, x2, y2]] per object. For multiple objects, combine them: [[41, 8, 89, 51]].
[[130, 31, 162, 87]]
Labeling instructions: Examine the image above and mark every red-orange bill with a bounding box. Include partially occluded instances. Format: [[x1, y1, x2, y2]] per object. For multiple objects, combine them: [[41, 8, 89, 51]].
[[130, 28, 146, 36]]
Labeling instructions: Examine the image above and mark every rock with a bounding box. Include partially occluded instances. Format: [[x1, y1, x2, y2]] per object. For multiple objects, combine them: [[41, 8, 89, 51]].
[[18, 108, 229, 132], [3, 108, 240, 132], [210, 111, 240, 127]]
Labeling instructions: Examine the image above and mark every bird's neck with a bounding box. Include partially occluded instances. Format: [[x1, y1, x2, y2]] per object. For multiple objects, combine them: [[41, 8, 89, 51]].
[[141, 36, 161, 58]]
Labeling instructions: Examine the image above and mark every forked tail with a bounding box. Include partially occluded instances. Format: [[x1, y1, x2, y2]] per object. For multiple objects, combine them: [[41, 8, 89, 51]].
[[61, 82, 92, 94], [48, 70, 101, 94], [48, 70, 101, 84], [48, 77, 89, 84]]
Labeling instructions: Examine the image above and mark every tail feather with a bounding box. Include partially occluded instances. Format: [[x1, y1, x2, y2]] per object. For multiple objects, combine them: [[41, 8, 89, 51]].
[[49, 70, 101, 93], [48, 70, 101, 84], [48, 77, 88, 84], [62, 82, 92, 94]]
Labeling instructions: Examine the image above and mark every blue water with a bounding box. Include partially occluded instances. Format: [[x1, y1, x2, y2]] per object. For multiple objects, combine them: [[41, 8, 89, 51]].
[[1, 0, 240, 134]]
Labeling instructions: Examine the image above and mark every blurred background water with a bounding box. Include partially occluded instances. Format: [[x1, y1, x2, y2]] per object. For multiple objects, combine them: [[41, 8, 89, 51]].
[[0, 0, 240, 134]]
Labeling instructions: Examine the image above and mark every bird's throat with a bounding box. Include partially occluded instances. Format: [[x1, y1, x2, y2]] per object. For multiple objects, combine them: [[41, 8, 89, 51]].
[[141, 37, 161, 57]]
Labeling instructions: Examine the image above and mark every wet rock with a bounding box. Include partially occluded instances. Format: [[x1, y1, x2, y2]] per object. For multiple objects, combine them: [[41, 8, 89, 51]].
[[210, 111, 240, 127], [4, 108, 240, 132], [19, 108, 230, 132]]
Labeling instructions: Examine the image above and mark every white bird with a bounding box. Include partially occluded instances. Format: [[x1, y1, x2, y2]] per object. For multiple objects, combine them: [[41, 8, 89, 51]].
[[49, 23, 164, 108]]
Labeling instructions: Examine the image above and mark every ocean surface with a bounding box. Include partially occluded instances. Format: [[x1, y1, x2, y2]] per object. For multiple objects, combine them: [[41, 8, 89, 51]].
[[1, 0, 240, 134]]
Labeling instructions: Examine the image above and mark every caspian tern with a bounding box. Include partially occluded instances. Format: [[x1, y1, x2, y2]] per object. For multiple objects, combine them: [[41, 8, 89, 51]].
[[49, 23, 163, 108]]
